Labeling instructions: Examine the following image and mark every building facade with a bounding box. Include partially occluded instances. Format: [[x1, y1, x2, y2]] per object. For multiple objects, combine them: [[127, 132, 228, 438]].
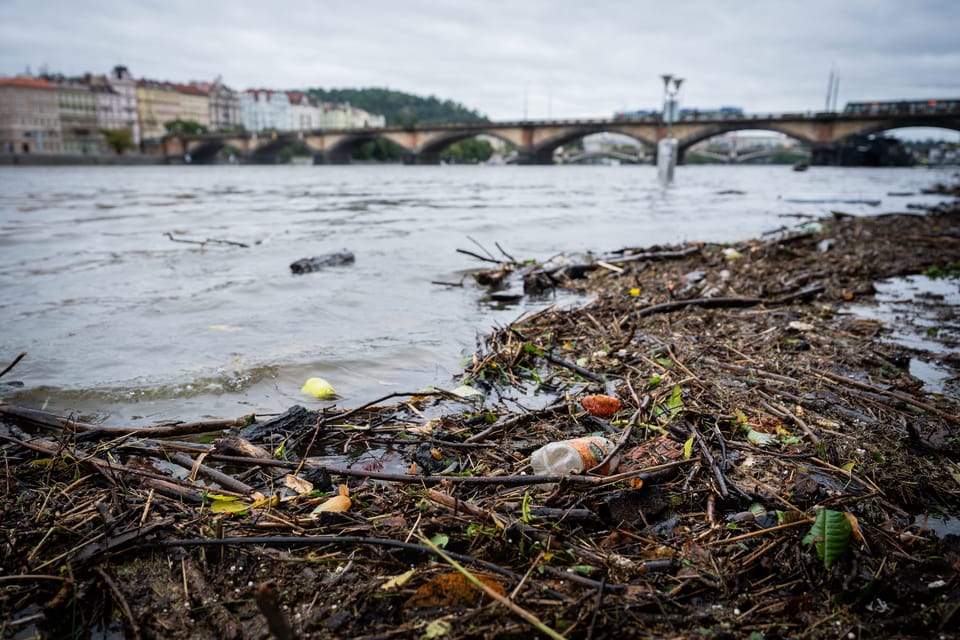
[[106, 65, 140, 144], [202, 80, 241, 131], [240, 89, 291, 132], [55, 79, 102, 154], [287, 92, 322, 131], [0, 77, 62, 153], [172, 83, 211, 129], [317, 102, 386, 129], [136, 80, 182, 140]]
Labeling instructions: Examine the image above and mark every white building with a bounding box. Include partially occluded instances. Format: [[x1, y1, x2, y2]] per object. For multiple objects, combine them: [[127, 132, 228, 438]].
[[106, 65, 140, 144], [240, 89, 291, 132], [287, 92, 322, 131], [317, 102, 385, 129]]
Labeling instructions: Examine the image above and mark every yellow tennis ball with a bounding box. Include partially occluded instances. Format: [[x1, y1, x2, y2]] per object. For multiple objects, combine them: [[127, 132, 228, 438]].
[[301, 377, 337, 399]]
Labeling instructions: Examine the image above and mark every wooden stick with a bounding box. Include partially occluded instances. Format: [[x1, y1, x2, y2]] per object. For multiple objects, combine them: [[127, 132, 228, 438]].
[[0, 351, 26, 379], [815, 370, 960, 425]]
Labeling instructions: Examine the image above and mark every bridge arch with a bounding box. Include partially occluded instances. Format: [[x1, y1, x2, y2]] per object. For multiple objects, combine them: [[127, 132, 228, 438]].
[[415, 131, 518, 164], [530, 126, 657, 164], [677, 124, 814, 157], [834, 117, 960, 141], [322, 132, 411, 164]]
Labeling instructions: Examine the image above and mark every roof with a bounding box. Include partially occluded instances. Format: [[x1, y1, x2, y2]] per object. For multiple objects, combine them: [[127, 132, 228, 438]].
[[0, 76, 57, 90]]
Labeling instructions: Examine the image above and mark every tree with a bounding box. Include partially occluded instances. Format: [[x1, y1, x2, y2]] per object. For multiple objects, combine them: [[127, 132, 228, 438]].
[[303, 87, 487, 125], [440, 137, 494, 164], [99, 128, 136, 155], [164, 119, 209, 135]]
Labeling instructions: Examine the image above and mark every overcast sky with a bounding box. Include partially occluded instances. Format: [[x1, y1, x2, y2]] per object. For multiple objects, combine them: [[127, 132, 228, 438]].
[[2, 0, 958, 125]]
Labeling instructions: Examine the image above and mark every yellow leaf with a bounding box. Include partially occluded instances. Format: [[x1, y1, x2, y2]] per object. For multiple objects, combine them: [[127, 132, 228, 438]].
[[250, 494, 281, 509], [844, 512, 864, 544], [380, 568, 417, 591], [207, 495, 249, 514], [284, 474, 314, 494], [310, 484, 351, 515], [629, 287, 640, 297], [301, 377, 337, 399], [683, 436, 694, 460], [841, 461, 856, 473], [311, 495, 351, 514]]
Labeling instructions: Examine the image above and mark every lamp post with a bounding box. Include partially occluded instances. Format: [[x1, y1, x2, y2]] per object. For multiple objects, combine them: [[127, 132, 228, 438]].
[[658, 74, 683, 185]]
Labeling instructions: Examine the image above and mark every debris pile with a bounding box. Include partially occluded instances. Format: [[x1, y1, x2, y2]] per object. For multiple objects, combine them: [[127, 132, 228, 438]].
[[2, 202, 959, 638]]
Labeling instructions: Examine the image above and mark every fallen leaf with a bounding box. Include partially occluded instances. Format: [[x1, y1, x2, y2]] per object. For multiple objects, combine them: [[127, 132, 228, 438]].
[[380, 568, 417, 591], [405, 572, 504, 609], [310, 484, 351, 514], [580, 394, 622, 419], [284, 474, 314, 494], [206, 494, 249, 514], [450, 384, 483, 399]]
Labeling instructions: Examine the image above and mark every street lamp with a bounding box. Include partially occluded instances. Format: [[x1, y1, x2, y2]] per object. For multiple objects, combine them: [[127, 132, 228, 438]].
[[658, 74, 684, 185]]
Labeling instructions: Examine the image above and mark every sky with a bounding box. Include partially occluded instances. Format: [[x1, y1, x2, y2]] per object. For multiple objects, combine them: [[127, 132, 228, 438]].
[[1, 0, 958, 136]]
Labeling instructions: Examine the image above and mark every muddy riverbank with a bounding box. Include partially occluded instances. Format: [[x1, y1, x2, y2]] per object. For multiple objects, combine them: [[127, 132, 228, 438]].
[[2, 191, 959, 638]]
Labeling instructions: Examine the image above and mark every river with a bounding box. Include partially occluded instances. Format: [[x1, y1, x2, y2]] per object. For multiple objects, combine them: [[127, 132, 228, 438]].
[[0, 164, 954, 424]]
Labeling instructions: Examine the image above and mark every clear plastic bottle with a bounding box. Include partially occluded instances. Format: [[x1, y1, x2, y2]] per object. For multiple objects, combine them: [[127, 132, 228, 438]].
[[530, 436, 619, 476]]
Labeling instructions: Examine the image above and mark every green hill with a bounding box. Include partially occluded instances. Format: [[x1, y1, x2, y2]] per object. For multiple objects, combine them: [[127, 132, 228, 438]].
[[303, 88, 487, 125]]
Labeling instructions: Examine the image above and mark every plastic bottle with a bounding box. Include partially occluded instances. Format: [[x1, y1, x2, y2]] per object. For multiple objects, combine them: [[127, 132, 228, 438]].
[[530, 436, 620, 476]]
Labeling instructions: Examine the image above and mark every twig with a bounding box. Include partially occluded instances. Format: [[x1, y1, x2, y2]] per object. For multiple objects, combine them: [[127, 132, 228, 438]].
[[691, 425, 729, 499], [418, 533, 566, 640], [815, 370, 960, 425], [94, 567, 142, 640], [586, 408, 640, 474], [0, 351, 26, 379], [706, 519, 811, 547], [467, 235, 499, 262], [541, 350, 604, 383], [165, 232, 249, 248], [457, 247, 502, 264], [496, 241, 518, 263]]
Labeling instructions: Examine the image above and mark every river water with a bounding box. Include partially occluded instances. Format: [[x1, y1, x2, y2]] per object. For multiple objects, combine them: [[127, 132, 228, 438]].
[[0, 164, 954, 424]]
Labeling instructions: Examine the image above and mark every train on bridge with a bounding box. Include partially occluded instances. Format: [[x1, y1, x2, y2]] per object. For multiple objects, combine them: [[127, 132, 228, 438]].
[[843, 98, 960, 116]]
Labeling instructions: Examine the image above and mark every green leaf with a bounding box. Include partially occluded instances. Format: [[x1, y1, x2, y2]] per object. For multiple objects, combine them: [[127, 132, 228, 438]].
[[683, 437, 694, 460], [647, 374, 662, 389], [520, 492, 533, 524], [423, 619, 452, 638], [430, 533, 449, 549], [746, 428, 777, 446], [802, 509, 852, 569], [523, 344, 544, 357], [450, 384, 483, 399]]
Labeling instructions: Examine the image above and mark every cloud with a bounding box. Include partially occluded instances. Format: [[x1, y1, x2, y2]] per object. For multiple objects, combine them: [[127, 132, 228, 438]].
[[1, 0, 957, 120]]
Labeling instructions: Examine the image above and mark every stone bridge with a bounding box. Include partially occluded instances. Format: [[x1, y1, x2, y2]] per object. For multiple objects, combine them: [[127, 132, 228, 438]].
[[162, 110, 960, 166]]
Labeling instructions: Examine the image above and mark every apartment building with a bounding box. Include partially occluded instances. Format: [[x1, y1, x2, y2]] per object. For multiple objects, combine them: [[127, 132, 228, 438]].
[[318, 102, 386, 129], [240, 89, 291, 132], [54, 79, 102, 154], [172, 83, 211, 129], [0, 76, 62, 153], [107, 65, 141, 144], [198, 79, 241, 131], [287, 92, 321, 131]]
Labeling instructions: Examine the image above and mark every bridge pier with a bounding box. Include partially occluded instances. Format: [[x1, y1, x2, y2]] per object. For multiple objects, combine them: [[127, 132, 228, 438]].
[[811, 145, 840, 166], [403, 151, 442, 165], [516, 150, 554, 165]]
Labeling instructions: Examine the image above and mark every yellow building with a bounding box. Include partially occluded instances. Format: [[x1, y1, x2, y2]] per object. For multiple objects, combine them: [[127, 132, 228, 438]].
[[136, 80, 181, 140], [136, 80, 210, 140]]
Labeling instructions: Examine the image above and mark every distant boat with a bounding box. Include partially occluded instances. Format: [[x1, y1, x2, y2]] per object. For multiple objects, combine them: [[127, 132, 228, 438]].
[[793, 161, 809, 172]]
